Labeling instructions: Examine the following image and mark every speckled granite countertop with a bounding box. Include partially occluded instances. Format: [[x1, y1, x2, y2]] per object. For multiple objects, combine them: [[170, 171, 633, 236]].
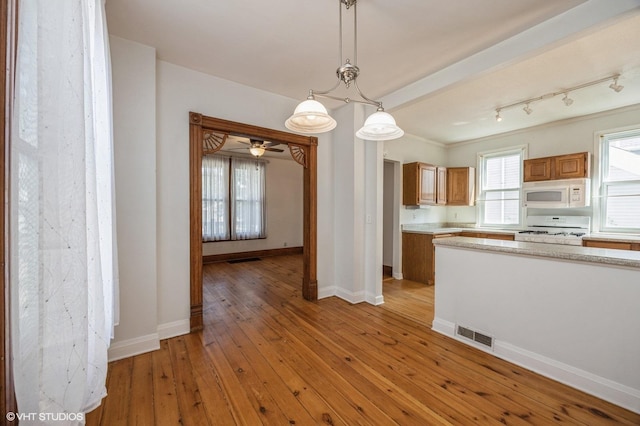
[[432, 237, 640, 269], [401, 224, 517, 236]]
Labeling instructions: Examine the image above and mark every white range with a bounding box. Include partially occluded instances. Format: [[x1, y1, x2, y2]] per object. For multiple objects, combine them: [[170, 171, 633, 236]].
[[514, 215, 590, 246]]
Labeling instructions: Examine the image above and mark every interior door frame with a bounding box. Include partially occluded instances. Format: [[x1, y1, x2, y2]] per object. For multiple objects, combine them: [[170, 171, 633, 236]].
[[188, 112, 318, 331]]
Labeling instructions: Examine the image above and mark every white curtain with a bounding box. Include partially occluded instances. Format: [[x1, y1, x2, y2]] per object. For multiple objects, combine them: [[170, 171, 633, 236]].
[[202, 155, 230, 241], [231, 157, 266, 240], [10, 0, 118, 423]]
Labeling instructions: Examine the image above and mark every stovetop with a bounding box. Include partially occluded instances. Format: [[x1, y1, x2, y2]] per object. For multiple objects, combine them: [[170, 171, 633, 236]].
[[515, 216, 590, 246]]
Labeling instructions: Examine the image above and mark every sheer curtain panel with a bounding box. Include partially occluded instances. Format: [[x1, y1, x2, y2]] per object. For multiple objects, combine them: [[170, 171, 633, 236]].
[[10, 0, 118, 422], [231, 158, 266, 240], [202, 155, 230, 241]]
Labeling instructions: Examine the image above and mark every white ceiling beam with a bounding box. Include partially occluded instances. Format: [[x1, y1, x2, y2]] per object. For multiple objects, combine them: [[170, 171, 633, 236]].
[[381, 0, 640, 112]]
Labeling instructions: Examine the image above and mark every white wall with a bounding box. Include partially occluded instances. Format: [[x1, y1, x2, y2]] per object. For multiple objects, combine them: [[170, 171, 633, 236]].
[[155, 59, 337, 327], [445, 104, 640, 224], [108, 37, 336, 358], [108, 37, 159, 359], [202, 156, 303, 256], [434, 244, 640, 413]]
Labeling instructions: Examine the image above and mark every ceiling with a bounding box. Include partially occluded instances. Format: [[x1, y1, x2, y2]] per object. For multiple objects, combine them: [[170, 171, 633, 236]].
[[106, 0, 640, 145]]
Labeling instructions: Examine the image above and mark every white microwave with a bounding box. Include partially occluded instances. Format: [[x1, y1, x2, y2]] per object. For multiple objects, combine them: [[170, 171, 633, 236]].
[[522, 178, 590, 208]]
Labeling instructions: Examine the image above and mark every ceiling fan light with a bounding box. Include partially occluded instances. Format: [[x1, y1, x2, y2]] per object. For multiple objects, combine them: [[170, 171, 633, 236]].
[[356, 111, 404, 141], [249, 146, 266, 157], [285, 98, 337, 134]]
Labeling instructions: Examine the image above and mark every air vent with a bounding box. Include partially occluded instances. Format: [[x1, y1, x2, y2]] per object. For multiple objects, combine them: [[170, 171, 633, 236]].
[[456, 325, 493, 348], [457, 325, 474, 340]]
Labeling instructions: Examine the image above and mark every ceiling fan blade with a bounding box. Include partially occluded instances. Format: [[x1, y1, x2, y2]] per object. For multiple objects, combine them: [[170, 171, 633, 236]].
[[264, 147, 285, 152]]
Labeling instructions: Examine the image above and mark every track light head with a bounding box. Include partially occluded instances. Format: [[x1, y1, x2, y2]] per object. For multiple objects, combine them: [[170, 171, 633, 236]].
[[562, 93, 573, 106], [523, 104, 533, 115], [609, 77, 624, 93], [495, 109, 502, 122]]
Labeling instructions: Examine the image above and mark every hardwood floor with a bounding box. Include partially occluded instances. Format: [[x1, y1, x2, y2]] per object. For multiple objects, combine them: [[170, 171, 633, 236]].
[[87, 254, 639, 425]]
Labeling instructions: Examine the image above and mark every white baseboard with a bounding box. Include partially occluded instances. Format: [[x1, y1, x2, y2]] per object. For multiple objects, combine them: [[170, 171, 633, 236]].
[[392, 272, 403, 280], [432, 317, 455, 336], [366, 293, 384, 306], [432, 316, 640, 414], [158, 319, 190, 340], [318, 285, 336, 300], [494, 340, 640, 414], [108, 333, 160, 362], [335, 288, 365, 304]]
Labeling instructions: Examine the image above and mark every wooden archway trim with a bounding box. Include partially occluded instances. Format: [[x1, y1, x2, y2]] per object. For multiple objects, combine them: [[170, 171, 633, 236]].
[[188, 112, 318, 331]]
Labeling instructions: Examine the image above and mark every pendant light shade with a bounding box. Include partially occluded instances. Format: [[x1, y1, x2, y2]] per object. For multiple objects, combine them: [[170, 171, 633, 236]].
[[356, 110, 404, 141], [285, 98, 337, 134], [285, 0, 403, 141]]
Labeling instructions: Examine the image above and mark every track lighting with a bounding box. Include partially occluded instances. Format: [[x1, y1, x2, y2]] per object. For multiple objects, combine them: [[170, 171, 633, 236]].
[[495, 74, 622, 122], [609, 77, 624, 93], [562, 93, 573, 106]]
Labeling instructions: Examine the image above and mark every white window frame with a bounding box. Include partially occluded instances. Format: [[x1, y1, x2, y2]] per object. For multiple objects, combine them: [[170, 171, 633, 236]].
[[596, 127, 640, 234], [476, 145, 527, 229]]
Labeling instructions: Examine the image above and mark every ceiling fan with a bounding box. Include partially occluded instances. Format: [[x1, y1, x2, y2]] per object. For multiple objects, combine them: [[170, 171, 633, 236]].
[[231, 138, 285, 158]]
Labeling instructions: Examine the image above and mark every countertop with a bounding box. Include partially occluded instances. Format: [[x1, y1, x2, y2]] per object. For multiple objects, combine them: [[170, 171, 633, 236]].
[[402, 224, 640, 243], [432, 236, 640, 269], [401, 224, 517, 236]]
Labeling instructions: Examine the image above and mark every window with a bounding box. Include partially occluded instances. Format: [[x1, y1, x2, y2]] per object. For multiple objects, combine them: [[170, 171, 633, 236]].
[[202, 155, 266, 241], [599, 129, 640, 232], [478, 148, 525, 227]]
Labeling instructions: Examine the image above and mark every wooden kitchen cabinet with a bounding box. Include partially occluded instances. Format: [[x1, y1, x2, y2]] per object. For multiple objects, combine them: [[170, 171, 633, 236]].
[[459, 231, 514, 241], [437, 166, 447, 205], [524, 152, 590, 182], [554, 152, 590, 179], [403, 162, 446, 205], [402, 232, 458, 285], [523, 157, 552, 181], [583, 239, 640, 251], [446, 167, 475, 206]]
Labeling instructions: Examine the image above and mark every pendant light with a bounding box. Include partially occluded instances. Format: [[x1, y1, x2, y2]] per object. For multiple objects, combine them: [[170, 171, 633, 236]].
[[285, 0, 404, 141]]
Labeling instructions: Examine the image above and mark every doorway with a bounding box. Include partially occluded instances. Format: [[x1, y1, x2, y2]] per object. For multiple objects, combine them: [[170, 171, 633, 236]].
[[188, 112, 318, 331], [382, 159, 401, 281]]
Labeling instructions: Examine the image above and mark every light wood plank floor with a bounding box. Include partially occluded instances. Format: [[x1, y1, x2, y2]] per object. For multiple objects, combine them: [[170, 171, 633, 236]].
[[87, 254, 639, 425]]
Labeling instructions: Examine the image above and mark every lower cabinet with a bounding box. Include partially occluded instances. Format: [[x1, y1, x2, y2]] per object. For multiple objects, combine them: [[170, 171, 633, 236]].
[[402, 232, 457, 285], [459, 231, 514, 241], [583, 240, 640, 251], [401, 231, 515, 285]]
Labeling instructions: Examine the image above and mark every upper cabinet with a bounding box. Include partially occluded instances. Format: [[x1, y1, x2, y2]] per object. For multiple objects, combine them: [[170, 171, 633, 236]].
[[447, 167, 475, 206], [523, 152, 590, 182], [403, 162, 446, 206], [403, 163, 476, 206]]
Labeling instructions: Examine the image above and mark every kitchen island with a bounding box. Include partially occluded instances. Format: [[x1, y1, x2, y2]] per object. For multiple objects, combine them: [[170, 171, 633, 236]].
[[432, 237, 640, 414]]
